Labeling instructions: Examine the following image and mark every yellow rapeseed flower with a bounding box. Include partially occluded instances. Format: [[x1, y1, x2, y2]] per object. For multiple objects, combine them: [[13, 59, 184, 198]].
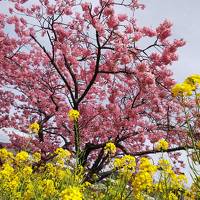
[[171, 82, 194, 97], [23, 183, 34, 200], [132, 171, 153, 194], [60, 186, 83, 200], [54, 148, 71, 158], [158, 159, 171, 171], [56, 169, 66, 180], [32, 152, 41, 162], [155, 139, 169, 151], [104, 142, 116, 155], [114, 155, 136, 176], [42, 179, 57, 197], [0, 163, 14, 179], [168, 192, 179, 200], [15, 151, 29, 163], [68, 109, 80, 121], [8, 176, 20, 190], [45, 163, 56, 176], [29, 122, 40, 134], [184, 74, 200, 86], [139, 157, 157, 173], [23, 166, 33, 176], [0, 148, 14, 162]]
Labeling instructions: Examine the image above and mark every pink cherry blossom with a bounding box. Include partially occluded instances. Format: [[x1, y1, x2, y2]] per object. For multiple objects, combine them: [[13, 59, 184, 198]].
[[0, 0, 188, 174]]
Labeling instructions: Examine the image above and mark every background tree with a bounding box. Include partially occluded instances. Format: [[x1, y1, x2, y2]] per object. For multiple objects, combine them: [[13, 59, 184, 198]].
[[0, 0, 186, 180]]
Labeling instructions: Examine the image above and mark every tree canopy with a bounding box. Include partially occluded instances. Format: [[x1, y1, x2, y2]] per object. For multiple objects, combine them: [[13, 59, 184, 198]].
[[0, 0, 187, 176]]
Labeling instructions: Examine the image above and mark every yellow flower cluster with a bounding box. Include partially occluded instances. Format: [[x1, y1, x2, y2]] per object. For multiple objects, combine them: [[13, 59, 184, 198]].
[[139, 157, 157, 173], [55, 147, 71, 158], [114, 155, 136, 176], [0, 148, 14, 162], [15, 151, 29, 163], [185, 74, 200, 86], [153, 158, 188, 199], [155, 138, 169, 151], [171, 82, 194, 96], [158, 158, 172, 170], [0, 148, 198, 200], [32, 152, 41, 162], [68, 109, 80, 121], [104, 142, 116, 155], [131, 157, 188, 200], [54, 148, 71, 168], [42, 179, 57, 198], [0, 148, 86, 200], [0, 149, 29, 199], [171, 74, 200, 97], [132, 157, 157, 199], [29, 122, 40, 134], [60, 186, 83, 200]]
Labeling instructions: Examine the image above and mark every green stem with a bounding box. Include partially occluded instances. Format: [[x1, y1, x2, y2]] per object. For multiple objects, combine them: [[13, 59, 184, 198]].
[[74, 120, 80, 158]]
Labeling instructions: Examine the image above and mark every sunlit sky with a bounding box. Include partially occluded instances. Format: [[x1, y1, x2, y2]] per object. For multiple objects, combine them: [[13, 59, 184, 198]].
[[137, 0, 200, 82]]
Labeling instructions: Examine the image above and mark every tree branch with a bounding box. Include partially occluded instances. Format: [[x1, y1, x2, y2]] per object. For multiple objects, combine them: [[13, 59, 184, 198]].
[[30, 34, 76, 107]]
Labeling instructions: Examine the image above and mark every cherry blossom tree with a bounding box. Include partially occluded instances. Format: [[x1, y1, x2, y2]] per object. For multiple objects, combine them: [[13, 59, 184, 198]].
[[0, 0, 187, 180]]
